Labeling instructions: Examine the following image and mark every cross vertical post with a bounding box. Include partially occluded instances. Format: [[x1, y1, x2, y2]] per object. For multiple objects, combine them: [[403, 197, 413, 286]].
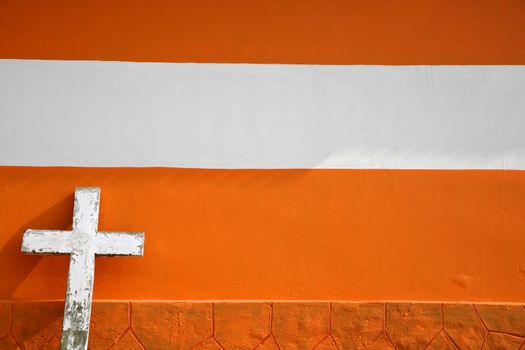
[[21, 187, 145, 350], [61, 187, 99, 348]]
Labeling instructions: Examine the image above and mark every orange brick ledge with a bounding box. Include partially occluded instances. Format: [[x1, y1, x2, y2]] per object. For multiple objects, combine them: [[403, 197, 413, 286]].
[[1, 301, 525, 349]]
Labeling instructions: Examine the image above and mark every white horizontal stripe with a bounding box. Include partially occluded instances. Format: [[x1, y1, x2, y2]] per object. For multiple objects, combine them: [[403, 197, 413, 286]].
[[1, 60, 524, 169]]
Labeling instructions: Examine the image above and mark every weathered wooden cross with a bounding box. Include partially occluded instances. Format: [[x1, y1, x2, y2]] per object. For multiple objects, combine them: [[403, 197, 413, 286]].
[[21, 187, 144, 350]]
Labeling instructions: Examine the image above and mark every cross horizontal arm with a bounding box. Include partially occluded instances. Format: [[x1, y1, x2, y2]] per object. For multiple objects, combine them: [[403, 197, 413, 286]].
[[21, 229, 73, 255], [94, 232, 144, 256]]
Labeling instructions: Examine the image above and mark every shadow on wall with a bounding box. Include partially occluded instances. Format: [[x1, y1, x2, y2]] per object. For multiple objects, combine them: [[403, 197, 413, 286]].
[[0, 194, 73, 298]]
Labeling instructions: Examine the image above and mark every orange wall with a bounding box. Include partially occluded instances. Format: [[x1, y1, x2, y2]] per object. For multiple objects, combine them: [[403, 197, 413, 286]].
[[1, 167, 524, 301], [1, 1, 525, 303], [0, 0, 524, 64]]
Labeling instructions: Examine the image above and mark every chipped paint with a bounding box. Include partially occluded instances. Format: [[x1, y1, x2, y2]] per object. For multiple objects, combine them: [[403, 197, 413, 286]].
[[20, 187, 145, 350]]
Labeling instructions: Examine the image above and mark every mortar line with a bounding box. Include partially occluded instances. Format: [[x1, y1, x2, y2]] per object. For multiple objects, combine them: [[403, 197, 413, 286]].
[[128, 328, 147, 350], [211, 303, 227, 350], [252, 334, 272, 350], [328, 302, 341, 350], [328, 302, 332, 333], [422, 303, 445, 349], [486, 329, 525, 339], [442, 330, 460, 350], [106, 301, 133, 349], [271, 333, 283, 350], [383, 303, 396, 347], [9, 303, 23, 349], [212, 302, 216, 337], [312, 334, 330, 350], [270, 302, 274, 334], [472, 304, 490, 331], [212, 336, 225, 350], [127, 303, 148, 350]]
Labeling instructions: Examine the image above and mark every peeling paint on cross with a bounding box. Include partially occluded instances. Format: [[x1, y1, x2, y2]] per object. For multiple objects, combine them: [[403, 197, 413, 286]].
[[21, 187, 145, 350]]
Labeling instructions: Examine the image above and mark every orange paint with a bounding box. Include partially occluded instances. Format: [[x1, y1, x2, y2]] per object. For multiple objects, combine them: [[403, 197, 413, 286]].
[[0, 167, 524, 302], [4, 300, 525, 348], [0, 0, 524, 64]]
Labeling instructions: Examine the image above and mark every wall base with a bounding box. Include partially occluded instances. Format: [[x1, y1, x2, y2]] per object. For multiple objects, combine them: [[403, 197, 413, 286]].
[[1, 301, 524, 349]]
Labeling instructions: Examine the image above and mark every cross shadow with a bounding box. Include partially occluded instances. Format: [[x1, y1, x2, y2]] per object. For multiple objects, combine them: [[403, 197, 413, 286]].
[[11, 301, 64, 348], [0, 194, 74, 298]]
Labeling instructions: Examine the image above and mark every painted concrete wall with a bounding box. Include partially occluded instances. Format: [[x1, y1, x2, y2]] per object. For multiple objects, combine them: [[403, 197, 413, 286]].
[[1, 2, 525, 340], [2, 167, 525, 302], [1, 0, 525, 347]]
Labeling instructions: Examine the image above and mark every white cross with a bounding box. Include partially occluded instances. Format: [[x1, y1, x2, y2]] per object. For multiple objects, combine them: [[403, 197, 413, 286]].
[[21, 187, 144, 350]]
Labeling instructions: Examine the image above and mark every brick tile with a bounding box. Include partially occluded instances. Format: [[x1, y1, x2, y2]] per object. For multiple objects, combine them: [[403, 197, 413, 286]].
[[331, 302, 384, 349], [89, 302, 129, 350], [131, 302, 212, 349], [214, 302, 270, 350], [427, 332, 457, 350], [12, 301, 63, 350], [0, 303, 10, 339], [0, 336, 21, 350], [476, 305, 525, 336], [386, 302, 442, 350], [443, 303, 486, 349], [112, 330, 143, 350], [369, 335, 395, 349], [483, 333, 524, 349], [273, 302, 329, 350]]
